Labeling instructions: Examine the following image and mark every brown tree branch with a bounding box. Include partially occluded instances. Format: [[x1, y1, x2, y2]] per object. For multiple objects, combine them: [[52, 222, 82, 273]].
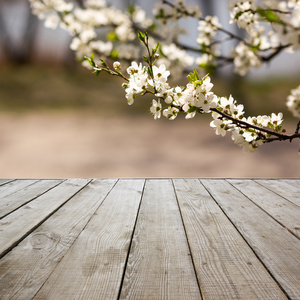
[[211, 108, 300, 143]]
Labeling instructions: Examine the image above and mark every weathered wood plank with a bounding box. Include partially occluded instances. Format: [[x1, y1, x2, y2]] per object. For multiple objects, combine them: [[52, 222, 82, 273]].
[[33, 179, 144, 300], [173, 178, 287, 300], [228, 179, 300, 239], [0, 179, 15, 186], [0, 180, 39, 199], [0, 178, 90, 258], [255, 179, 300, 207], [120, 179, 201, 300], [0, 179, 63, 219], [201, 179, 300, 300], [0, 179, 117, 300]]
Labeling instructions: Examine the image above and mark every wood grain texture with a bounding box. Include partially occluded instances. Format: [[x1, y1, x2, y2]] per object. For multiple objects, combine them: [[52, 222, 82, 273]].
[[0, 179, 117, 300], [120, 179, 201, 300], [173, 178, 287, 300], [0, 180, 39, 200], [33, 179, 144, 300], [255, 179, 300, 207], [0, 179, 299, 300], [0, 178, 90, 258], [0, 179, 63, 219], [201, 179, 300, 300], [228, 179, 300, 239]]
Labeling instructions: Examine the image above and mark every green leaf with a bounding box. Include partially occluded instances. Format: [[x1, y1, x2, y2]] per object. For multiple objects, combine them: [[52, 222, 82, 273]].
[[152, 42, 160, 56], [187, 68, 200, 83], [250, 42, 261, 52], [128, 3, 136, 14], [93, 67, 102, 76], [107, 31, 118, 41], [138, 31, 145, 43], [148, 22, 157, 31], [143, 56, 150, 64], [155, 8, 165, 19], [257, 8, 282, 23], [187, 106, 197, 113], [147, 66, 153, 77], [200, 62, 215, 76], [99, 58, 108, 68], [83, 54, 96, 67], [110, 49, 119, 59]]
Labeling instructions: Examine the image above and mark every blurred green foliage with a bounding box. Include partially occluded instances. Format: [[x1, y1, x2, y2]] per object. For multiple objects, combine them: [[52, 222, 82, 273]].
[[0, 63, 299, 120]]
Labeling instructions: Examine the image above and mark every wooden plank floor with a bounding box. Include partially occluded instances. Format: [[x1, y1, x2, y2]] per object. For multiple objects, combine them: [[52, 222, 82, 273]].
[[0, 178, 299, 299]]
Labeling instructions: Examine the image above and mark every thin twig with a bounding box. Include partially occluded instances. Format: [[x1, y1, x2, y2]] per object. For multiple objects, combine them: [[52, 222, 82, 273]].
[[295, 120, 300, 134]]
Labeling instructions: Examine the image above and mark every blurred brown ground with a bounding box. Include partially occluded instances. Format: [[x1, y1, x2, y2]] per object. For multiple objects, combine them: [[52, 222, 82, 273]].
[[0, 65, 299, 178], [0, 111, 299, 178]]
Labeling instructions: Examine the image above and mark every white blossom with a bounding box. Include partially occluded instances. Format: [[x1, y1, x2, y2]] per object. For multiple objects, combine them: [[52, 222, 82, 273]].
[[113, 61, 121, 71], [44, 13, 60, 29], [150, 99, 162, 119], [287, 86, 300, 118], [152, 65, 170, 83], [90, 40, 113, 56], [197, 16, 221, 46], [163, 107, 180, 120], [125, 61, 149, 105], [210, 112, 231, 137], [233, 42, 261, 75], [158, 44, 194, 79], [116, 44, 140, 60]]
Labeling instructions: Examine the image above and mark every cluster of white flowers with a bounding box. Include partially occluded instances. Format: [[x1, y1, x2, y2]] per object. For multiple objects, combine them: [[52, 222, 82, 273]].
[[122, 62, 148, 105], [233, 42, 262, 75], [30, 0, 74, 29], [29, 0, 300, 152], [121, 62, 170, 106], [263, 0, 300, 50], [157, 43, 194, 80], [196, 16, 221, 69], [30, 0, 300, 78], [117, 59, 288, 152], [29, 0, 154, 65], [210, 96, 285, 152], [230, 1, 260, 33], [287, 85, 300, 118], [229, 0, 300, 75], [197, 16, 221, 46]]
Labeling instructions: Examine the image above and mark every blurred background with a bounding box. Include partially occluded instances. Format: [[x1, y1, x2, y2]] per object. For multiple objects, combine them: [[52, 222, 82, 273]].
[[0, 0, 299, 178]]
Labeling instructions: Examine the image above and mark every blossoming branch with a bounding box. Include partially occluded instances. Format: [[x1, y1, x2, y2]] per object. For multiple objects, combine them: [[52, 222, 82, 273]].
[[29, 0, 300, 152]]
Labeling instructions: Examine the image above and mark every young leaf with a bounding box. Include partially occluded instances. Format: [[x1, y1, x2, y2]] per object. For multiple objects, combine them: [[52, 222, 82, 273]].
[[257, 8, 282, 23], [147, 66, 153, 77], [83, 54, 96, 67], [107, 31, 118, 41], [143, 56, 150, 64], [99, 58, 108, 68], [93, 67, 102, 76], [187, 68, 200, 83], [152, 42, 160, 56], [128, 3, 136, 15], [138, 31, 145, 43], [110, 49, 119, 59]]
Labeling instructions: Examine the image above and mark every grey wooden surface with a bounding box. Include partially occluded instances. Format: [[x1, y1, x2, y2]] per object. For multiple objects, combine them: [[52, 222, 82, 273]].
[[0, 178, 299, 299]]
